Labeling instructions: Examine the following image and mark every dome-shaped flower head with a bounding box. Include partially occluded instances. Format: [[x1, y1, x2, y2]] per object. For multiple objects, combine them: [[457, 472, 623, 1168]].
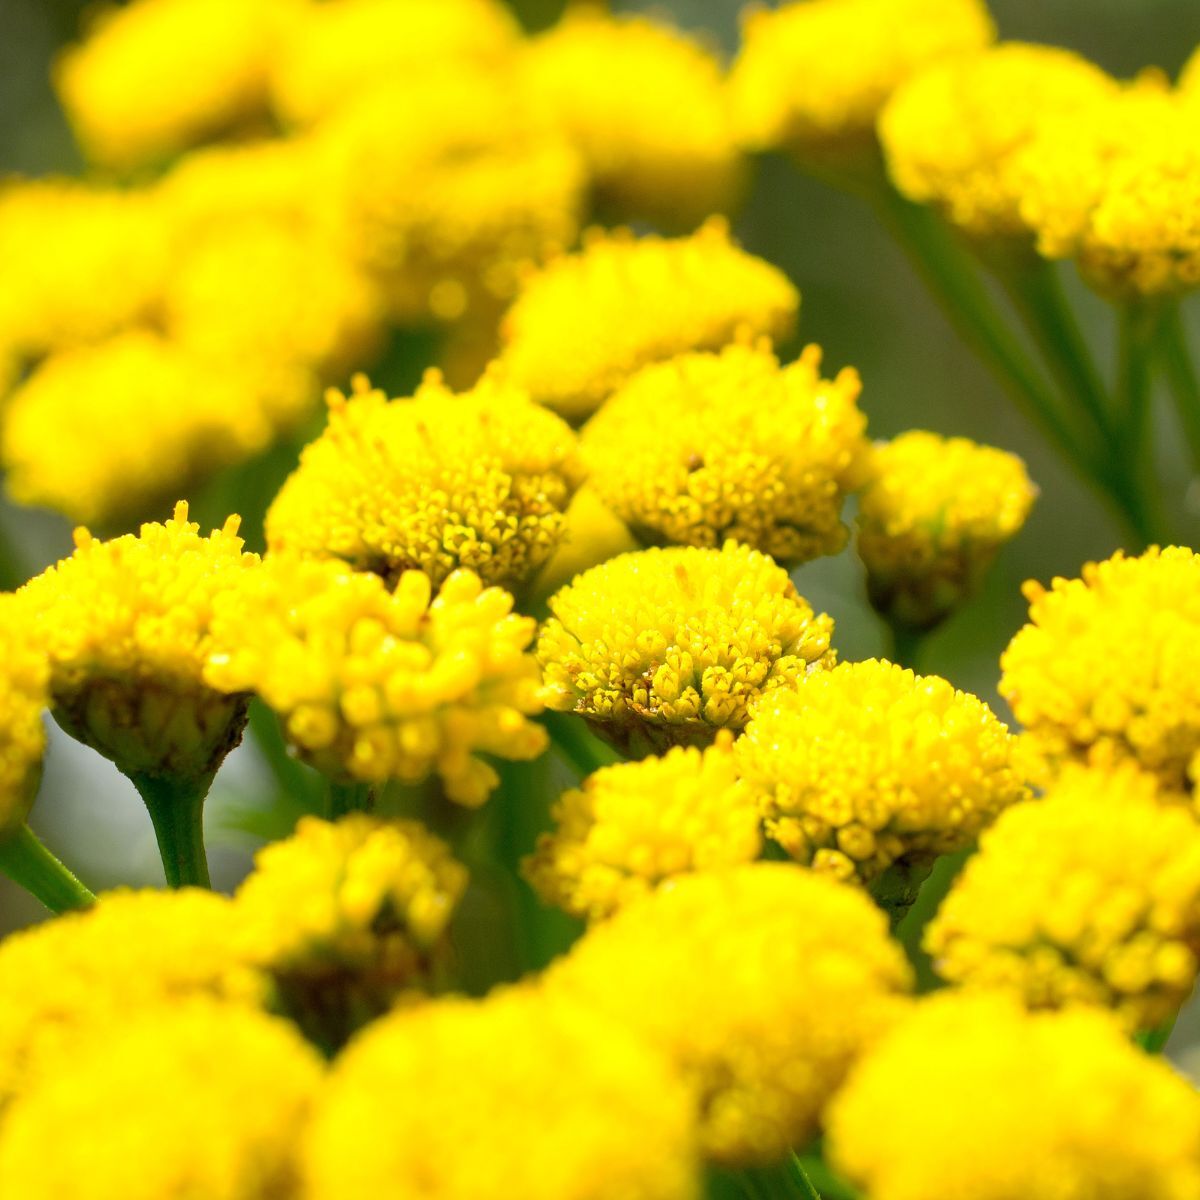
[[1000, 546, 1200, 791], [857, 431, 1036, 631], [728, 0, 994, 161], [53, 0, 300, 171], [925, 768, 1200, 1032], [524, 733, 761, 921], [234, 814, 467, 1049], [0, 599, 48, 841], [827, 991, 1200, 1200], [737, 660, 1026, 913], [880, 43, 1117, 240], [265, 371, 583, 593], [582, 341, 869, 562], [537, 542, 835, 757], [205, 558, 546, 805], [519, 9, 743, 228], [305, 986, 699, 1200], [496, 221, 799, 422], [0, 999, 323, 1200], [547, 863, 912, 1165]]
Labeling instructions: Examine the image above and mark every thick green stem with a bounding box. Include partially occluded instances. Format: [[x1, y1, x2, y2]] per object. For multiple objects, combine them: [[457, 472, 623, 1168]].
[[325, 779, 374, 819], [542, 711, 619, 778], [1136, 1014, 1177, 1055], [886, 623, 925, 672], [1157, 303, 1200, 477], [130, 772, 212, 889], [0, 823, 95, 913]]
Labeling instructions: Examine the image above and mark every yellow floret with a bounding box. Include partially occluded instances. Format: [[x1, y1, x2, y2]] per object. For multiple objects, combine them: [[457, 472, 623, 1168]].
[[827, 991, 1200, 1200], [0, 999, 322, 1200], [265, 371, 583, 592], [497, 221, 799, 421], [880, 43, 1117, 239], [582, 341, 868, 561], [547, 863, 912, 1166], [524, 733, 761, 921], [2, 331, 313, 527], [520, 8, 743, 227], [729, 0, 994, 158], [737, 660, 1026, 904], [537, 542, 835, 756], [1000, 546, 1200, 790], [205, 558, 546, 804], [857, 430, 1036, 630], [0, 599, 48, 837], [53, 0, 299, 170]]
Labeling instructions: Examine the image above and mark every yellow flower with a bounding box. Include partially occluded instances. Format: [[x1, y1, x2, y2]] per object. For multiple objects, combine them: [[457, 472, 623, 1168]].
[[19, 502, 257, 784], [1000, 546, 1200, 791], [524, 733, 761, 921], [0, 999, 322, 1200], [729, 0, 994, 159], [519, 8, 743, 227], [265, 371, 583, 593], [880, 43, 1117, 240], [827, 991, 1200, 1200], [53, 0, 299, 170], [547, 863, 912, 1166], [537, 542, 835, 756], [737, 660, 1026, 902], [0, 598, 48, 838], [926, 768, 1200, 1032], [496, 221, 799, 422], [857, 431, 1036, 631], [304, 986, 699, 1200], [582, 341, 868, 562], [205, 558, 546, 805]]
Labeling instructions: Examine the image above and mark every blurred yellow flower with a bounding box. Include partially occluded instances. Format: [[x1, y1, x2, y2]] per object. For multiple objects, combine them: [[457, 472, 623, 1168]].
[[0, 599, 48, 839]]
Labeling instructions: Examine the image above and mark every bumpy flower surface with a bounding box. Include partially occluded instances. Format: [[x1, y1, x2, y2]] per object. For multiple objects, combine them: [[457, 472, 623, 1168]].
[[520, 9, 743, 227], [0, 889, 264, 1107], [0, 999, 323, 1200], [538, 543, 835, 756], [497, 222, 799, 421], [524, 733, 761, 921], [53, 0, 298, 170], [265, 371, 582, 592], [926, 768, 1200, 1031], [304, 987, 699, 1200], [206, 558, 546, 804], [19, 503, 257, 781], [737, 660, 1026, 890], [857, 431, 1036, 630], [548, 864, 912, 1165], [582, 342, 868, 561], [729, 0, 994, 157], [0, 599, 48, 838], [827, 991, 1200, 1200], [1000, 546, 1200, 790], [880, 43, 1117, 239], [2, 332, 312, 526]]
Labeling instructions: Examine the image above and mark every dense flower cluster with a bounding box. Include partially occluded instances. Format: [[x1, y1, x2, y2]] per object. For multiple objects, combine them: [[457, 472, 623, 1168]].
[[0, 600, 47, 837]]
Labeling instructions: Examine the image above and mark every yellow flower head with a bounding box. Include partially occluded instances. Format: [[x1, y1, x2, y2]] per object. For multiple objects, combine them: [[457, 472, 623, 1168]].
[[0, 999, 323, 1200], [537, 542, 835, 756], [53, 0, 299, 170], [547, 863, 911, 1165], [827, 991, 1200, 1200], [880, 43, 1117, 239], [1000, 546, 1200, 791], [582, 341, 869, 562], [0, 599, 48, 838], [857, 431, 1036, 631], [737, 660, 1027, 897], [305, 986, 699, 1200], [269, 0, 520, 127], [520, 8, 743, 228], [926, 768, 1200, 1032], [20, 503, 258, 783], [729, 0, 994, 158], [524, 732, 761, 921], [205, 558, 546, 804], [496, 221, 799, 421], [265, 371, 583, 593]]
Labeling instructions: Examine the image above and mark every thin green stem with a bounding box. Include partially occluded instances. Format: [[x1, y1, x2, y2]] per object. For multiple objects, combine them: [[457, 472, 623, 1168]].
[[793, 1154, 862, 1200], [1136, 1014, 1177, 1055], [542, 711, 619, 778], [736, 1159, 822, 1200], [325, 779, 374, 819], [0, 823, 95, 913], [1156, 303, 1200, 476], [129, 771, 212, 889], [248, 700, 323, 813]]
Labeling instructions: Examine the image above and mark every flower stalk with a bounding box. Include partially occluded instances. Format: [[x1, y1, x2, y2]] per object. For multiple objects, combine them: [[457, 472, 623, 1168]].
[[0, 823, 95, 913], [130, 771, 212, 889]]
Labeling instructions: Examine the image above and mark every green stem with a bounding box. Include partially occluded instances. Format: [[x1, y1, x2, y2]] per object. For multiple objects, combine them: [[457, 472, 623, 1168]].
[[736, 1158, 822, 1200], [0, 823, 95, 913], [129, 771, 212, 889], [1156, 303, 1200, 477], [542, 711, 619, 778], [325, 779, 374, 819], [886, 622, 925, 671], [1136, 1014, 1177, 1055], [248, 700, 323, 813]]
